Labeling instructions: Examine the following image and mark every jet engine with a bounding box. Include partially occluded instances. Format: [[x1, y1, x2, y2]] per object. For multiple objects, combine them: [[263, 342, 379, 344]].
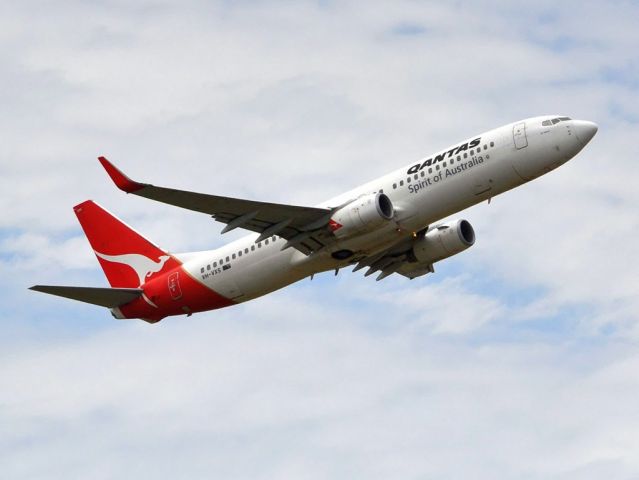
[[411, 219, 475, 264], [330, 192, 394, 239]]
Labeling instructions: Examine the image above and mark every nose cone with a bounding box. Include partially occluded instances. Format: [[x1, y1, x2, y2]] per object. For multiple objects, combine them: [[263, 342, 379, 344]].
[[573, 120, 598, 146]]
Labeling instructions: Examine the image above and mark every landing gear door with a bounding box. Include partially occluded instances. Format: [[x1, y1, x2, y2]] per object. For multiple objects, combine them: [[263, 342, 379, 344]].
[[513, 122, 528, 149]]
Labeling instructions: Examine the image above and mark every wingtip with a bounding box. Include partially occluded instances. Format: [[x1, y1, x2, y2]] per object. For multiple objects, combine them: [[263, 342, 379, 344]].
[[97, 156, 145, 193]]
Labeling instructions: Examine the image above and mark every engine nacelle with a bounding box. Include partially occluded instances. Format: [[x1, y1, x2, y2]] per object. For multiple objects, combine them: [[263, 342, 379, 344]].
[[411, 219, 475, 264], [330, 192, 394, 239]]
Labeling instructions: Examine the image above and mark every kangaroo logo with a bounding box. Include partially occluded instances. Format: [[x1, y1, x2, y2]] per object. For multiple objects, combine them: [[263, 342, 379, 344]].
[[94, 251, 171, 287]]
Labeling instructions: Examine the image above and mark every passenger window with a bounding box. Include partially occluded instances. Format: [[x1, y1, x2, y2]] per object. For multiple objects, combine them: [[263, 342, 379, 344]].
[[420, 170, 425, 177], [251, 245, 255, 251], [226, 256, 230, 262], [400, 180, 404, 186], [258, 243, 262, 248], [443, 162, 447, 167], [436, 165, 440, 171], [470, 149, 474, 155], [220, 259, 223, 265], [407, 177, 411, 183], [456, 155, 461, 161], [393, 183, 397, 189], [379, 189, 384, 193], [413, 174, 418, 181], [207, 264, 211, 270], [244, 248, 248, 254], [490, 141, 494, 147], [428, 168, 432, 174], [214, 262, 217, 267], [238, 251, 242, 257], [464, 152, 468, 158], [272, 236, 276, 242], [265, 239, 269, 245], [200, 267, 205, 273], [483, 145, 487, 150]]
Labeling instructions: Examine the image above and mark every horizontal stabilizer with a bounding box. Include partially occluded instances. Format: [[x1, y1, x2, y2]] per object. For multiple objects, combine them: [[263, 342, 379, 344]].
[[29, 285, 143, 308]]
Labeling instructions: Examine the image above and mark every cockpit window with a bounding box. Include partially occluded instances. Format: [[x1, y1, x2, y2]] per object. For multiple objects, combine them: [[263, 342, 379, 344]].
[[544, 116, 572, 127]]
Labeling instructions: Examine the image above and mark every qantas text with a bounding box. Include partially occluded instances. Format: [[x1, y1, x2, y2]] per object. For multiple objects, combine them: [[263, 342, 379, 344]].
[[407, 137, 481, 175]]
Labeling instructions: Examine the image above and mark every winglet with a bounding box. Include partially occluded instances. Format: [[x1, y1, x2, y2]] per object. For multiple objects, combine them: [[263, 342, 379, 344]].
[[98, 156, 146, 193]]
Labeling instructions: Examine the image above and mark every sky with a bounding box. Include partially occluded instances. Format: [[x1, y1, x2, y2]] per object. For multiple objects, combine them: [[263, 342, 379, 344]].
[[1, 0, 638, 478]]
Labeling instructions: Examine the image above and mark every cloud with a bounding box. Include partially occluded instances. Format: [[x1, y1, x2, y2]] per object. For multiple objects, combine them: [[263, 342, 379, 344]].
[[350, 274, 506, 335], [2, 292, 639, 479]]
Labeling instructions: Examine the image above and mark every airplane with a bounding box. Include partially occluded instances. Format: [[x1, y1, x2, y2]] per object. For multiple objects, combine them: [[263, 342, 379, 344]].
[[31, 115, 598, 323]]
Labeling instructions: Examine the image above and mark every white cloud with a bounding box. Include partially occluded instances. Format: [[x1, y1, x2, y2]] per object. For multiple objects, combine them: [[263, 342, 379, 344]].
[[350, 274, 506, 334], [2, 292, 639, 479]]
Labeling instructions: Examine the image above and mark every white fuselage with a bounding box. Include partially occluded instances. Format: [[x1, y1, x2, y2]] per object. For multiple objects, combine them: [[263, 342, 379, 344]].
[[177, 116, 595, 303]]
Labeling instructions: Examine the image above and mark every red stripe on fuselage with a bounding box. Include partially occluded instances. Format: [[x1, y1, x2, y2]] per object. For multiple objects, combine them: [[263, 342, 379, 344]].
[[119, 266, 234, 322]]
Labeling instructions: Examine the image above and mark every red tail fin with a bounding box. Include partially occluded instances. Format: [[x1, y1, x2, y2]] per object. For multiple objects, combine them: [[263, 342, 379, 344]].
[[74, 200, 180, 288]]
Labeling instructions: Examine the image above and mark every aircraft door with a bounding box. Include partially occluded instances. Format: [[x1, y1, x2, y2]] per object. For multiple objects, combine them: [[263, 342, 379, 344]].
[[168, 271, 183, 300], [513, 122, 528, 149]]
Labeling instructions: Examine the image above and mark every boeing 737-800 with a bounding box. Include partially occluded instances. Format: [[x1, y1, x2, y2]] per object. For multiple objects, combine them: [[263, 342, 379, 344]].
[[31, 115, 597, 323]]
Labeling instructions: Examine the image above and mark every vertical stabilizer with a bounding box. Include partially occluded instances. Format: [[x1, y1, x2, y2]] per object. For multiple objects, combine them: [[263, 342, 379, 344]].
[[74, 200, 180, 288]]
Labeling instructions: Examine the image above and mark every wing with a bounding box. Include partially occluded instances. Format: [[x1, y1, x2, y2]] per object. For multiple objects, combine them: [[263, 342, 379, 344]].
[[98, 157, 334, 255]]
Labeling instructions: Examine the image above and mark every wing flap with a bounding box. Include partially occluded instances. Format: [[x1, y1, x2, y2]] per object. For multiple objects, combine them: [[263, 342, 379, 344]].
[[351, 231, 434, 281], [29, 285, 143, 308]]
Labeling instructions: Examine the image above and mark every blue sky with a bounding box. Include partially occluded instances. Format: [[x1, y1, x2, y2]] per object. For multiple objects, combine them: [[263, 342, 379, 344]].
[[1, 1, 638, 478]]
